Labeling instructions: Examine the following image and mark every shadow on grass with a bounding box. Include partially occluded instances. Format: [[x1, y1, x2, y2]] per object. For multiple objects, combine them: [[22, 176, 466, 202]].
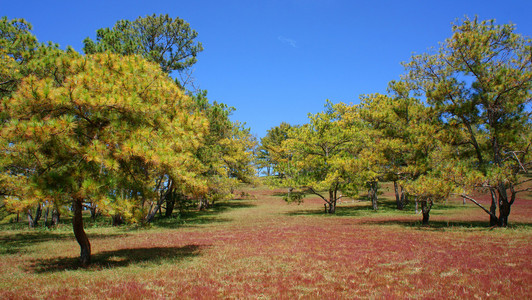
[[30, 244, 205, 273], [361, 219, 532, 230], [0, 231, 127, 255], [286, 200, 416, 217], [152, 200, 255, 229], [286, 199, 476, 217], [0, 232, 71, 255]]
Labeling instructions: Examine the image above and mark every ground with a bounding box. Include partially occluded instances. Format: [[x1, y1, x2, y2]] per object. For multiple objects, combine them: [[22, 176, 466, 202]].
[[0, 184, 531, 299]]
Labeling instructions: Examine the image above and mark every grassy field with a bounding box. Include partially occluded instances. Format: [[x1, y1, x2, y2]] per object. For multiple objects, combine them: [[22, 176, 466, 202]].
[[1, 184, 531, 299]]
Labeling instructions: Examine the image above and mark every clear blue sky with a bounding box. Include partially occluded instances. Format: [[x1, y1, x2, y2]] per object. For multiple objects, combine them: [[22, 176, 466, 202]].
[[3, 0, 531, 138]]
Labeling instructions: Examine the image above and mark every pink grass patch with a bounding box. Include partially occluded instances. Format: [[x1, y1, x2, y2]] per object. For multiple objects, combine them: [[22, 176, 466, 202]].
[[1, 186, 531, 299]]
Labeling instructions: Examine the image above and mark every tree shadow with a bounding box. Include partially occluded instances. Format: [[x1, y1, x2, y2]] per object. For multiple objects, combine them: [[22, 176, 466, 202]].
[[0, 232, 71, 255], [360, 219, 532, 230], [285, 200, 415, 217], [285, 199, 475, 217], [30, 244, 205, 273], [152, 200, 255, 229], [272, 191, 290, 197], [0, 231, 127, 255]]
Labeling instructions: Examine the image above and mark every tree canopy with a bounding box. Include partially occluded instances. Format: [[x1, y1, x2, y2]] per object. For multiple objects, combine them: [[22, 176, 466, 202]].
[[83, 14, 203, 88], [263, 16, 531, 226], [1, 15, 259, 265], [405, 16, 532, 226], [1, 51, 208, 265]]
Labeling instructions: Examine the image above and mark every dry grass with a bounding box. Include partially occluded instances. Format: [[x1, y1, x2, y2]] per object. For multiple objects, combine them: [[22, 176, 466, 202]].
[[0, 184, 531, 299]]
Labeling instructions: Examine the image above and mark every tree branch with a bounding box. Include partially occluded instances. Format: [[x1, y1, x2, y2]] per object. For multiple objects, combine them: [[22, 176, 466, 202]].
[[460, 194, 498, 220], [307, 187, 330, 204]]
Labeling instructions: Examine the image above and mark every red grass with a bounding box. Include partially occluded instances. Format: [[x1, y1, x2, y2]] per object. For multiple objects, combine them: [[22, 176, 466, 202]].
[[0, 186, 531, 299]]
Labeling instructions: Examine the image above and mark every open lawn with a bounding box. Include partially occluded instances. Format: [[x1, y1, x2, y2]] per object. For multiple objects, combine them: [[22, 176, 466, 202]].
[[1, 184, 531, 299]]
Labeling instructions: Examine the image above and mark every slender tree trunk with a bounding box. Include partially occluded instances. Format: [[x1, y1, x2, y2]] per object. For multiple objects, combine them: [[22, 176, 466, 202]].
[[27, 209, 35, 228], [147, 197, 166, 221], [368, 181, 378, 211], [463, 119, 484, 168], [35, 204, 42, 225], [43, 205, 49, 227], [90, 202, 98, 220], [29, 204, 43, 228], [51, 208, 60, 227], [147, 181, 174, 221], [393, 181, 406, 210], [421, 199, 432, 226], [327, 190, 337, 213], [165, 194, 175, 218], [489, 188, 498, 227], [73, 197, 91, 266], [394, 181, 402, 210], [403, 193, 409, 206]]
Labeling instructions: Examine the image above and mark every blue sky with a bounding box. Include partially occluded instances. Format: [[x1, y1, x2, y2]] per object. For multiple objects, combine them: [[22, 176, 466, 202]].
[[3, 0, 532, 138]]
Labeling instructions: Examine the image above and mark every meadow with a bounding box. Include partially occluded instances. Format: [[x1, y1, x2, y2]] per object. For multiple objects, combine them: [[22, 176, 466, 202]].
[[1, 184, 531, 299]]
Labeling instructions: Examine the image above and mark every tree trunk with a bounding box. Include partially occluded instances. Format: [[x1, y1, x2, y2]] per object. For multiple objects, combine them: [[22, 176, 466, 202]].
[[328, 201, 336, 214], [197, 197, 209, 211], [73, 197, 91, 266], [421, 199, 432, 226], [51, 208, 60, 227], [27, 209, 36, 228], [147, 199, 165, 221], [90, 203, 98, 220], [43, 205, 49, 227], [403, 193, 409, 206], [497, 183, 511, 227], [165, 195, 175, 218], [489, 188, 498, 227], [27, 204, 43, 228], [499, 202, 510, 227], [368, 181, 378, 211], [147, 181, 173, 222], [327, 190, 337, 214], [35, 204, 42, 225], [394, 181, 406, 210], [112, 214, 123, 226], [394, 181, 402, 210]]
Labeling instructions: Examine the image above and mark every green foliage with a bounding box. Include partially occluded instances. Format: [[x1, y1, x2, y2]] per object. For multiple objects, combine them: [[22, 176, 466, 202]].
[[258, 122, 293, 177], [1, 52, 208, 222], [0, 17, 38, 98], [83, 14, 203, 81], [191, 90, 257, 206], [272, 101, 361, 213], [0, 16, 37, 63], [405, 16, 532, 225]]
